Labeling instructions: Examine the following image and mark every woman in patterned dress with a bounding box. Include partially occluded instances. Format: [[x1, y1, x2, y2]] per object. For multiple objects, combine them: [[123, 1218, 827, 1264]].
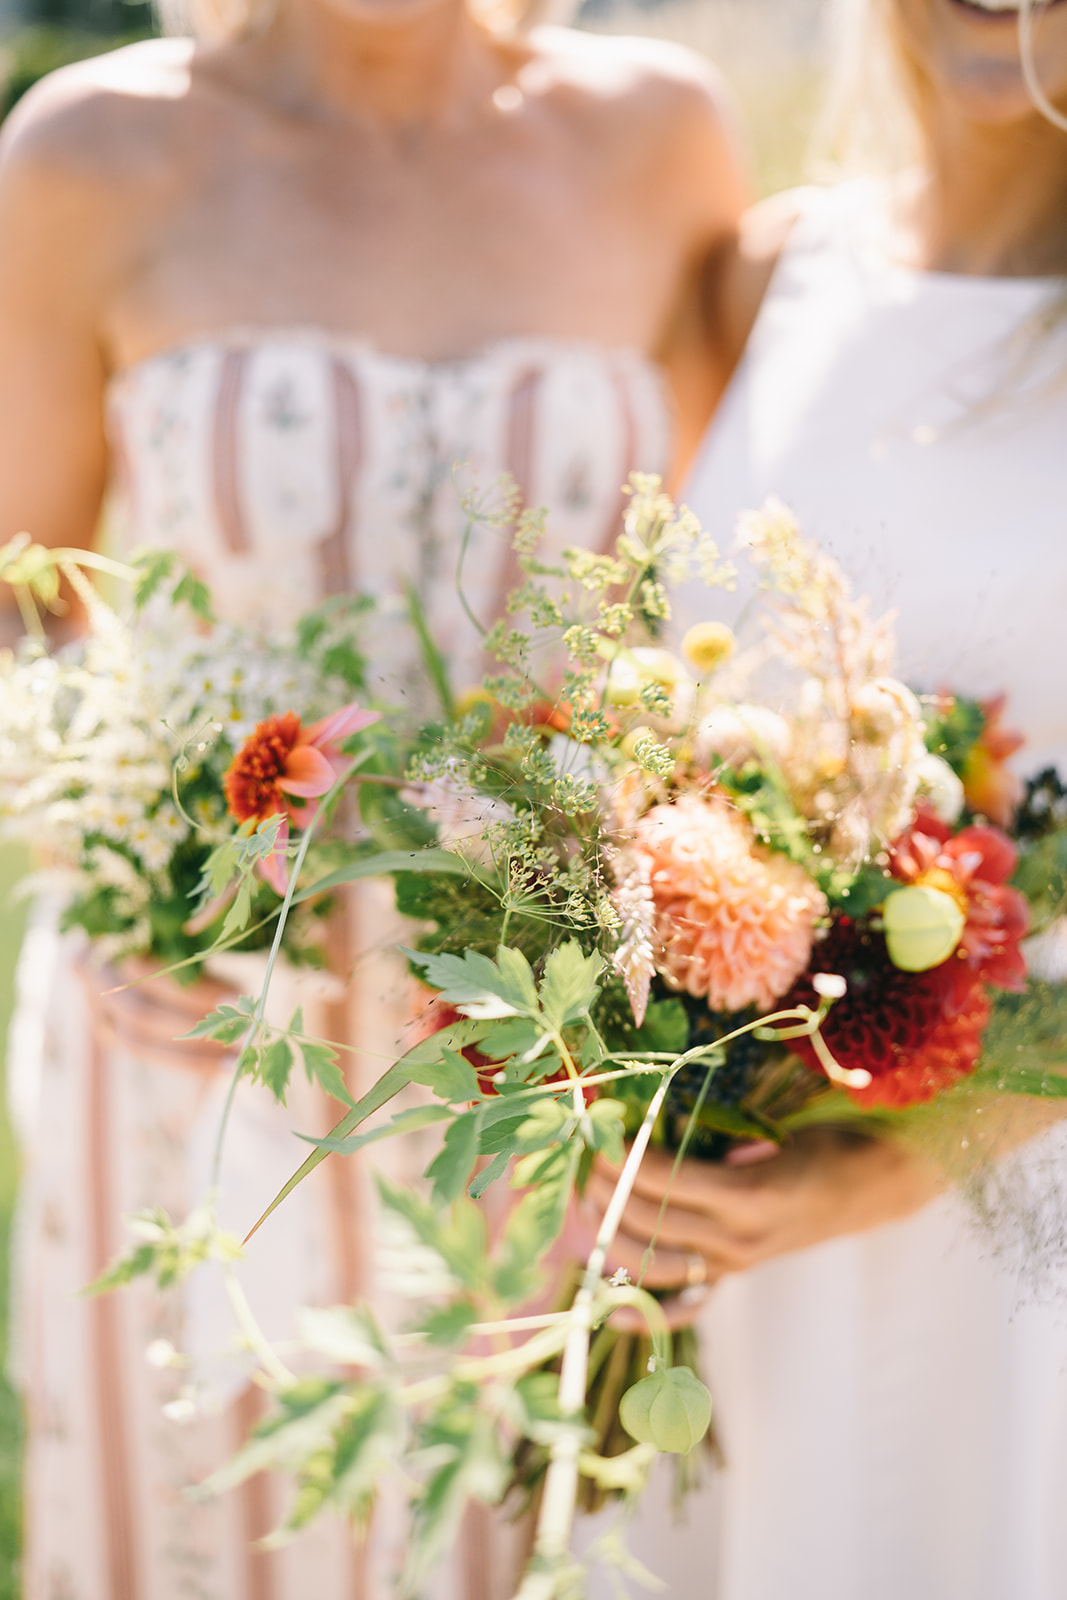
[[0, 1, 746, 1595]]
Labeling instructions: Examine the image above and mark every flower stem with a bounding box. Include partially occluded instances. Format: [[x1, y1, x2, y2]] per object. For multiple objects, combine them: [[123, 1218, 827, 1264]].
[[513, 1066, 678, 1600]]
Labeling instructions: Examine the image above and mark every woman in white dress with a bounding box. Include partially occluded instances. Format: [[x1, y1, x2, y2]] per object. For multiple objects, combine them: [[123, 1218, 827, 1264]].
[[0, 2, 747, 1596], [592, 1, 1067, 1596]]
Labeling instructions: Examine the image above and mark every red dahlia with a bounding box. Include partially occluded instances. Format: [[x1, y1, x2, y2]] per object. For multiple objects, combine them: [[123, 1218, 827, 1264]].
[[890, 812, 1029, 1006], [785, 916, 988, 1109]]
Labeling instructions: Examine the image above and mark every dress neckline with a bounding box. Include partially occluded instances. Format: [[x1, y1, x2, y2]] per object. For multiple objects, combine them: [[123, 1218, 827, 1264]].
[[791, 180, 1063, 298], [106, 326, 665, 398]]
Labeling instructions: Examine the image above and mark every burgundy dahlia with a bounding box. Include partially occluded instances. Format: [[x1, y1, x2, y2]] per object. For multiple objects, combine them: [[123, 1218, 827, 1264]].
[[786, 916, 988, 1109]]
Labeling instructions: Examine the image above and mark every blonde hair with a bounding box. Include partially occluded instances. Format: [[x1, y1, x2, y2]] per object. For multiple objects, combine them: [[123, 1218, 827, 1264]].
[[159, 0, 544, 42], [815, 0, 926, 176], [816, 0, 1067, 408], [818, 0, 1067, 173]]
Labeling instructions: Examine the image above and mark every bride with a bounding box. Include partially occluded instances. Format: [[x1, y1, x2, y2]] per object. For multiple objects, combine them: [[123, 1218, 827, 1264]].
[[0, 0, 746, 1594], [595, 0, 1067, 1595]]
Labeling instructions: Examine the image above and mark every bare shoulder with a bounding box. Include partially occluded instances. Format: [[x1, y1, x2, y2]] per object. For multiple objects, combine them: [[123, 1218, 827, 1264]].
[[737, 186, 814, 270], [0, 37, 197, 186], [706, 186, 815, 371], [531, 26, 731, 108], [525, 28, 746, 223], [527, 28, 739, 154]]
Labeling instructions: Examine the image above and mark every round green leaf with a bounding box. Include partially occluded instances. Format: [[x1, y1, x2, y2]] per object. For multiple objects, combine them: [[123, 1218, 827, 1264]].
[[619, 1365, 712, 1454]]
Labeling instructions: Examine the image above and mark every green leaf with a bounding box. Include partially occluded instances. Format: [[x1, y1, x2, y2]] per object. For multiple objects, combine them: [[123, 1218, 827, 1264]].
[[292, 849, 470, 905], [405, 1404, 507, 1591], [299, 1304, 391, 1368], [84, 1205, 240, 1296], [130, 548, 176, 611], [377, 1177, 489, 1292], [260, 1036, 294, 1102], [300, 1039, 356, 1108], [579, 1097, 625, 1163], [404, 578, 455, 719], [468, 1151, 509, 1200], [418, 1300, 478, 1348], [286, 1388, 403, 1534], [407, 1045, 480, 1104], [969, 1064, 1067, 1097], [479, 1096, 571, 1157], [402, 945, 538, 1021], [426, 1112, 482, 1206], [538, 942, 604, 1030], [299, 1102, 452, 1156], [219, 878, 254, 942], [493, 1141, 580, 1303], [180, 997, 256, 1045], [242, 1058, 414, 1244], [172, 568, 216, 622], [196, 1380, 350, 1497]]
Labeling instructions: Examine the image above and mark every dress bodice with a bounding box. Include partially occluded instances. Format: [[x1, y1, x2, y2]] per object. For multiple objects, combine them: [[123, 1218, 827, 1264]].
[[108, 331, 672, 704], [682, 181, 1067, 775]]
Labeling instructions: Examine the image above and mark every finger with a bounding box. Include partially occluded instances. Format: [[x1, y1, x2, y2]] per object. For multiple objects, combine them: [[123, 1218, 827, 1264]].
[[602, 1225, 701, 1291], [589, 1146, 747, 1213], [601, 1285, 713, 1337]]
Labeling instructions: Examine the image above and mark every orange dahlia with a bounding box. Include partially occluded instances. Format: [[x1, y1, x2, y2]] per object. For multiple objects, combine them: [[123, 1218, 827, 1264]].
[[631, 794, 826, 1013], [961, 694, 1025, 828]]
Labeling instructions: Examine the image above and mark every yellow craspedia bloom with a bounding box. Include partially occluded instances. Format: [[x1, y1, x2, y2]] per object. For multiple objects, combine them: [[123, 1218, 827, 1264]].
[[454, 685, 496, 718], [682, 621, 735, 677]]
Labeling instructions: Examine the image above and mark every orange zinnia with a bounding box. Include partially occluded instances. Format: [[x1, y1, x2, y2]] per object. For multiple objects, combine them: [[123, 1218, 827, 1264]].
[[224, 702, 379, 893]]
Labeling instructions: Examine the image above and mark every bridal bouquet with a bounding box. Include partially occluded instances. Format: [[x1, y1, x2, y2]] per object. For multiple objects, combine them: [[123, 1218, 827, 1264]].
[[0, 537, 378, 972], [79, 482, 1067, 1596]]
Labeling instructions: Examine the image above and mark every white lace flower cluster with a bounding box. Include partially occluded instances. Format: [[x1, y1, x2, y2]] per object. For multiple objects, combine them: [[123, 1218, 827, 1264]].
[[0, 602, 362, 960]]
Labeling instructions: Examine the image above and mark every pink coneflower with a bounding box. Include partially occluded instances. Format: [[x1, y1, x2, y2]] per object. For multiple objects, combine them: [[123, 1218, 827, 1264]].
[[631, 793, 826, 1013]]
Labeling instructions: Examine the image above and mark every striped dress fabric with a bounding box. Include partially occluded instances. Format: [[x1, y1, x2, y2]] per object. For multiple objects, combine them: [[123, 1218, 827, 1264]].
[[11, 332, 672, 1600]]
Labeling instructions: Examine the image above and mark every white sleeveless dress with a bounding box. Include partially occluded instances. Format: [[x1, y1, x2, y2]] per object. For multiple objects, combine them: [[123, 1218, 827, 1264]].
[[607, 185, 1067, 1600], [10, 332, 671, 1600]]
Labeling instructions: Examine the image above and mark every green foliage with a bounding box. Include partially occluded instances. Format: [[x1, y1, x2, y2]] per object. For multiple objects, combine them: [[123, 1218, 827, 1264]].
[[84, 1206, 240, 1296], [404, 1389, 508, 1594], [971, 982, 1067, 1095], [1013, 828, 1067, 932], [130, 548, 215, 622], [922, 692, 986, 775]]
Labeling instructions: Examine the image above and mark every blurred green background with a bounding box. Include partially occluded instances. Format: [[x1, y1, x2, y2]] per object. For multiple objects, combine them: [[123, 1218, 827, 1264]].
[[0, 0, 828, 1591], [0, 851, 25, 1600]]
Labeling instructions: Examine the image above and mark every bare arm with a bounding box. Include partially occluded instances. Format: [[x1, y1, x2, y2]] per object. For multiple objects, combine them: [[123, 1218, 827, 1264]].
[[0, 74, 137, 641], [650, 65, 751, 484]]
